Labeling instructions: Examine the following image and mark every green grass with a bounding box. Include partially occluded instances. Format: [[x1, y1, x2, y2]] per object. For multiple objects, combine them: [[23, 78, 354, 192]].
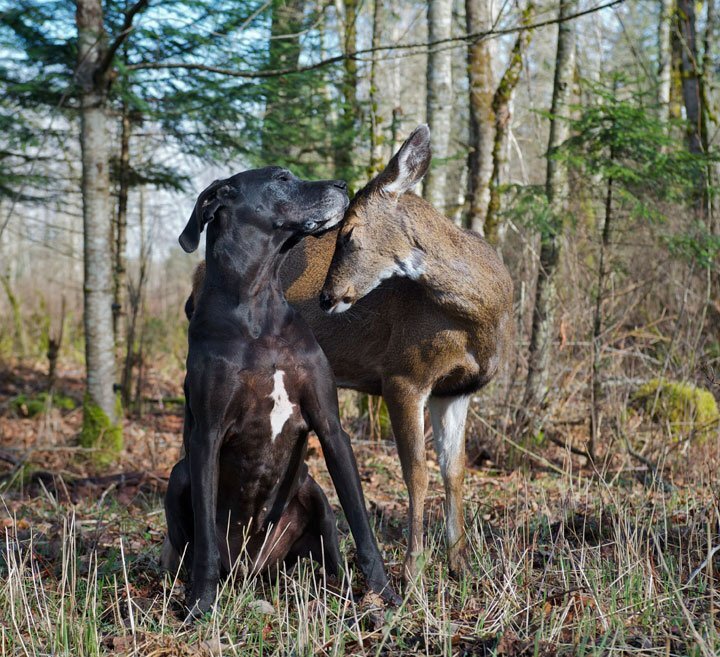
[[1, 462, 719, 656]]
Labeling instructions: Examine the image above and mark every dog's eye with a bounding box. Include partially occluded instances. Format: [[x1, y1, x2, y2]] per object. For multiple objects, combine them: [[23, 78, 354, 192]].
[[277, 172, 292, 182]]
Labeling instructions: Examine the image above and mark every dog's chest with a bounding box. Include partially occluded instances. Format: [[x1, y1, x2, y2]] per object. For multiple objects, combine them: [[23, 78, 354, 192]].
[[228, 365, 306, 447]]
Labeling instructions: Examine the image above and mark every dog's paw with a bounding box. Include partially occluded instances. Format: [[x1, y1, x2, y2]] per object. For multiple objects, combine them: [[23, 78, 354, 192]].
[[183, 587, 217, 624], [183, 600, 213, 625]]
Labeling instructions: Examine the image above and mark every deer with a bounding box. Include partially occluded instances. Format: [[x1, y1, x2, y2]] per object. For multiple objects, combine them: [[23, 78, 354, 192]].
[[187, 125, 514, 581]]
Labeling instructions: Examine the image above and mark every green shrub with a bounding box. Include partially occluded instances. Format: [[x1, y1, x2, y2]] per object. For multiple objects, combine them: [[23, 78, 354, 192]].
[[633, 379, 719, 441], [10, 392, 77, 417]]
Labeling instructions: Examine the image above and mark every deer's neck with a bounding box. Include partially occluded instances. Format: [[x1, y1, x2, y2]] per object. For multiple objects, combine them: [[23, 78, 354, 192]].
[[403, 211, 507, 324]]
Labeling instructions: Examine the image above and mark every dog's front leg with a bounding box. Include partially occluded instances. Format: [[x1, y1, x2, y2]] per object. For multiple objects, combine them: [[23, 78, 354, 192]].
[[186, 425, 222, 621], [303, 377, 400, 605]]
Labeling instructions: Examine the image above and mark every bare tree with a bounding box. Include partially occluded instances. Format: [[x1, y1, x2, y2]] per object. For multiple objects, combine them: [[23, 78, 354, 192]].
[[75, 0, 148, 443], [261, 0, 304, 164], [76, 0, 118, 429], [676, 0, 710, 217], [334, 0, 360, 186], [464, 0, 494, 232], [485, 3, 535, 244], [657, 0, 673, 123], [113, 100, 131, 344], [522, 0, 576, 420], [676, 0, 707, 157], [424, 0, 454, 212], [368, 0, 384, 176]]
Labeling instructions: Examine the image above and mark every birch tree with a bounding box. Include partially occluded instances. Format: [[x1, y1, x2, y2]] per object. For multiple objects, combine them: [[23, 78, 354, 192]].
[[75, 0, 148, 457], [424, 0, 454, 212], [76, 0, 118, 445], [522, 0, 576, 418], [464, 0, 494, 232], [657, 0, 673, 122]]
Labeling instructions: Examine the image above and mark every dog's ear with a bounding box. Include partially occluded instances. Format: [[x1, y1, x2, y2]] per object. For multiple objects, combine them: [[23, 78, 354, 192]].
[[179, 180, 234, 253]]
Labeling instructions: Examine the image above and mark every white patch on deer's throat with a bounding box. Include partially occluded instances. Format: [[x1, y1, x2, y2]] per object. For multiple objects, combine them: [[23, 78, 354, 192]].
[[366, 249, 425, 295], [397, 249, 425, 280], [269, 370, 295, 441]]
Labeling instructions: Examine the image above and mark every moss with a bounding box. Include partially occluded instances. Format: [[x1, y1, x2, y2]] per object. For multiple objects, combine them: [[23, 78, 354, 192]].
[[80, 394, 123, 467], [10, 395, 46, 417], [51, 393, 77, 411], [10, 392, 77, 417], [633, 379, 719, 441]]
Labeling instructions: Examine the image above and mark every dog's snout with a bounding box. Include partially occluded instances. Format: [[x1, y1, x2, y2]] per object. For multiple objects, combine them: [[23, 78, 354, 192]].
[[319, 291, 333, 312]]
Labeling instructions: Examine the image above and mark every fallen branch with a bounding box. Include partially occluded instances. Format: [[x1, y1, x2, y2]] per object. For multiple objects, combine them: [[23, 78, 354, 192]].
[[613, 421, 674, 492], [544, 430, 593, 461]]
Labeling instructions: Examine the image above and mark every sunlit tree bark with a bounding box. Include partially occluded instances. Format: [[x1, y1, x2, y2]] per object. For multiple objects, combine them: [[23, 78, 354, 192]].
[[424, 0, 454, 212], [523, 0, 576, 418], [464, 0, 494, 232], [485, 3, 535, 244], [76, 0, 118, 425]]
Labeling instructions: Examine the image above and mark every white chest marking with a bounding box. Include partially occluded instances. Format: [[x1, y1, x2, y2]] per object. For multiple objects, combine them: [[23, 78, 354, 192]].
[[269, 370, 295, 442]]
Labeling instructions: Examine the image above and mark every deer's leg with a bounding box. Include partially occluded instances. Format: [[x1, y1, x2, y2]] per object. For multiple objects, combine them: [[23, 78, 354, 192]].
[[383, 380, 428, 584], [428, 394, 470, 577]]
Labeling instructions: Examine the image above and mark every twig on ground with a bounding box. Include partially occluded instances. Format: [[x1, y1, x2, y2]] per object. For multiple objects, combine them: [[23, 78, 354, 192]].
[[613, 420, 674, 492], [544, 429, 593, 461], [687, 544, 720, 585]]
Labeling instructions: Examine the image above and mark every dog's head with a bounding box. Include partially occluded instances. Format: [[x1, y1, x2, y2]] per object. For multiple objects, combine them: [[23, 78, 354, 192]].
[[179, 167, 349, 253]]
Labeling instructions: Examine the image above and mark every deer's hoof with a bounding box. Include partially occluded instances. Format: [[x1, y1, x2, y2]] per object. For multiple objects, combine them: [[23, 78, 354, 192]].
[[448, 549, 471, 580]]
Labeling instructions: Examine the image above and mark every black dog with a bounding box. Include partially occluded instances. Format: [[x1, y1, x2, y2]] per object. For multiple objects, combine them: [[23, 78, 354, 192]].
[[163, 167, 397, 619]]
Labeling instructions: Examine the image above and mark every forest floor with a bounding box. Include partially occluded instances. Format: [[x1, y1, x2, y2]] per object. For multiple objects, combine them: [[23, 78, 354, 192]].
[[1, 363, 719, 656]]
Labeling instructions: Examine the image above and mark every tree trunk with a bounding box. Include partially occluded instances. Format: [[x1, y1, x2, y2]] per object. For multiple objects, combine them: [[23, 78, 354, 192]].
[[113, 101, 131, 344], [464, 0, 494, 232], [522, 0, 576, 419], [676, 0, 710, 217], [368, 0, 384, 176], [676, 0, 706, 152], [445, 0, 469, 225], [590, 145, 615, 462], [261, 0, 304, 164], [76, 0, 118, 426], [334, 0, 360, 187], [657, 0, 673, 123], [0, 275, 26, 358], [424, 0, 454, 213], [485, 3, 535, 244]]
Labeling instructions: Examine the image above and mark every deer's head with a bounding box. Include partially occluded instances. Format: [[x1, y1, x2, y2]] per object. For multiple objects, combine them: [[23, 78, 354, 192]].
[[319, 125, 432, 314]]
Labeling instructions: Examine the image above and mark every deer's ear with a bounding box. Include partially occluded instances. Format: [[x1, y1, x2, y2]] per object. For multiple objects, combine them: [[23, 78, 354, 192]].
[[179, 180, 231, 253], [376, 124, 431, 196]]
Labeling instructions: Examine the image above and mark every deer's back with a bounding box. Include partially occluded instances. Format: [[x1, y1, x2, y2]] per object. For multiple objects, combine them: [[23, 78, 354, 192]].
[[281, 230, 511, 397]]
